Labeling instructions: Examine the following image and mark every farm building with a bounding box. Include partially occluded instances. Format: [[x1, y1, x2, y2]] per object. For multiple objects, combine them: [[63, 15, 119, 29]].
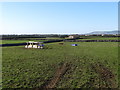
[[68, 35, 79, 39]]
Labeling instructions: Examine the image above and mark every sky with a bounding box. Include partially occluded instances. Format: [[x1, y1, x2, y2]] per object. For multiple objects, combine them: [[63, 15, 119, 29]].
[[0, 2, 118, 34]]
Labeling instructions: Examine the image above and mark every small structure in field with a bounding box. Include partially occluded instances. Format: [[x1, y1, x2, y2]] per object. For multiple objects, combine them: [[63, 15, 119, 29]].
[[59, 43, 64, 45], [25, 41, 44, 49], [68, 35, 74, 39], [68, 35, 79, 39], [71, 44, 78, 46]]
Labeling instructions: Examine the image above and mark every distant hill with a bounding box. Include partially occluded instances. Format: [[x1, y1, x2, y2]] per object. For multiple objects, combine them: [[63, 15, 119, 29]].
[[86, 30, 119, 35]]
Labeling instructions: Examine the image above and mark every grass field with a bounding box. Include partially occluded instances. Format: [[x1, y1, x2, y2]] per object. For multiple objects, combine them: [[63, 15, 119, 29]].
[[25, 37, 62, 40], [78, 37, 118, 40], [1, 40, 47, 44], [1, 37, 118, 44], [2, 41, 119, 88], [0, 38, 62, 44]]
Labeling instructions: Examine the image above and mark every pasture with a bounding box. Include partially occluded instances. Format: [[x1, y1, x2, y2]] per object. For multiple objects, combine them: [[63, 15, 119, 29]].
[[78, 37, 118, 40], [1, 40, 47, 44], [2, 41, 119, 88]]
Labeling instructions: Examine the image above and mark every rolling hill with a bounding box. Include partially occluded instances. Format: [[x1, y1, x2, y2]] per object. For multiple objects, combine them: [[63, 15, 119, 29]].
[[86, 30, 119, 35]]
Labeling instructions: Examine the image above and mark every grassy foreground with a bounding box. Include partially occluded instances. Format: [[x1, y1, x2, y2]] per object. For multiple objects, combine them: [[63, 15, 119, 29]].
[[2, 42, 118, 88]]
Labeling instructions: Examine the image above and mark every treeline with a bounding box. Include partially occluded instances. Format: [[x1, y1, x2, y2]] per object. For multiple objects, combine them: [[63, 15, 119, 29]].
[[1, 34, 69, 40], [0, 34, 120, 40]]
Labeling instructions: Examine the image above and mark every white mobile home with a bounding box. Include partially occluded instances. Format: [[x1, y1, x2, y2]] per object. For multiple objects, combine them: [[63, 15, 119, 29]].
[[25, 41, 44, 49]]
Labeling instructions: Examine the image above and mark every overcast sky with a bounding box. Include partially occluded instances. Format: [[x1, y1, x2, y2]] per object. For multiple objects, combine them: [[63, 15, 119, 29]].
[[1, 2, 118, 34]]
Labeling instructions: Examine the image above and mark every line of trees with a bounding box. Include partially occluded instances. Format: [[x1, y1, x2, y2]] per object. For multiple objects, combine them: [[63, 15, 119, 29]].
[[1, 34, 119, 40], [1, 34, 69, 40]]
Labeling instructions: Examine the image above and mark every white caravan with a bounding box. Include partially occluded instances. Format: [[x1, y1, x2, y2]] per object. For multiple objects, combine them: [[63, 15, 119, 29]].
[[25, 41, 44, 49]]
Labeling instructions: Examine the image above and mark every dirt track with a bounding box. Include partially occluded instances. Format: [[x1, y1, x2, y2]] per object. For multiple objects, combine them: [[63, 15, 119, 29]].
[[91, 63, 118, 88], [40, 62, 70, 89], [34, 62, 117, 89]]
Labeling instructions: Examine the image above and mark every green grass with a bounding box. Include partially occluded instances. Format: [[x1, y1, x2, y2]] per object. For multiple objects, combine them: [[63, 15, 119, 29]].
[[2, 42, 118, 88], [24, 37, 62, 40], [78, 37, 118, 40], [1, 37, 118, 44], [1, 40, 47, 44]]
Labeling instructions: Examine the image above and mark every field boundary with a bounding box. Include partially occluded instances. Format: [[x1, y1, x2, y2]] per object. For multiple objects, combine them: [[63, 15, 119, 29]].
[[1, 39, 119, 47], [64, 40, 120, 42]]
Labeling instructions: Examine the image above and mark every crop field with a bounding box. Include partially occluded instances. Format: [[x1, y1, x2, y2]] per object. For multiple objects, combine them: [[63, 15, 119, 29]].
[[2, 41, 119, 88]]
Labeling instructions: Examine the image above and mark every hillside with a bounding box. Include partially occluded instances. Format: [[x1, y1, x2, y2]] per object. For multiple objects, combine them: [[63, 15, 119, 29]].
[[86, 30, 119, 35]]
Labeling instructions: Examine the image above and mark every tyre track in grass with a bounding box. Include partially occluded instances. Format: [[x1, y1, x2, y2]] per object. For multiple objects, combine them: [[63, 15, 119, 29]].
[[91, 63, 118, 88], [39, 62, 70, 89]]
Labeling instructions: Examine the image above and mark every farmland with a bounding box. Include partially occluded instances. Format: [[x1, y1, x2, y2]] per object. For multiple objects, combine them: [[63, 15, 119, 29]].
[[2, 41, 119, 88], [1, 40, 47, 44], [1, 37, 119, 44], [78, 37, 118, 40]]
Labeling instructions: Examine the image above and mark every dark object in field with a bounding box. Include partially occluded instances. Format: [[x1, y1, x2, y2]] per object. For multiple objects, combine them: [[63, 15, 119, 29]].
[[59, 43, 64, 45], [91, 63, 117, 88]]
